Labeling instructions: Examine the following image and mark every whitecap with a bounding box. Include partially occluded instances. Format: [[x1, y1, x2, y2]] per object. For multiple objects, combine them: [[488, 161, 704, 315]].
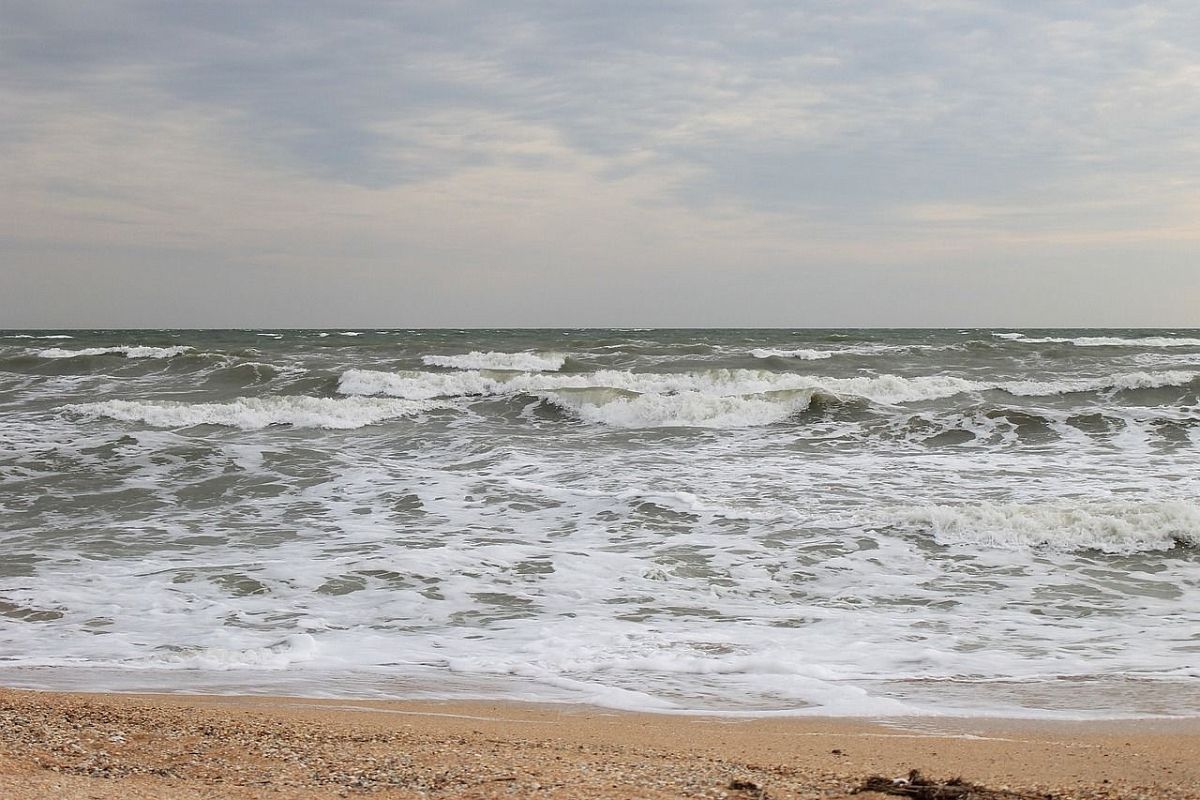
[[422, 351, 567, 372], [1015, 336, 1200, 348], [539, 388, 817, 428], [881, 501, 1200, 553], [65, 396, 444, 429], [339, 368, 985, 406], [36, 346, 193, 359], [1000, 370, 1198, 396], [749, 348, 833, 360]]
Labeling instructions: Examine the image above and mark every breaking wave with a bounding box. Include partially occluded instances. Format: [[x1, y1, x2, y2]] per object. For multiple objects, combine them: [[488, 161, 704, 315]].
[[1004, 335, 1200, 348], [882, 501, 1200, 553], [143, 635, 319, 670], [65, 396, 444, 429], [1001, 370, 1198, 396], [339, 368, 984, 405], [36, 345, 193, 359], [749, 344, 927, 360], [422, 351, 567, 371], [538, 387, 819, 428], [750, 348, 833, 360], [341, 367, 1197, 406]]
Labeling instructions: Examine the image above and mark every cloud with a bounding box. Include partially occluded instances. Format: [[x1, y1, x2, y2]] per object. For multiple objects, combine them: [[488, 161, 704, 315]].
[[2, 1, 1199, 325]]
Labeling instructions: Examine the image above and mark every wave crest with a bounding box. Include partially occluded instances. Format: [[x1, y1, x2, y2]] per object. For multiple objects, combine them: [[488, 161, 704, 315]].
[[422, 351, 566, 371], [1003, 334, 1200, 348], [749, 348, 833, 360], [339, 368, 983, 404], [883, 501, 1200, 553], [37, 346, 193, 359], [66, 396, 444, 429], [539, 388, 818, 428]]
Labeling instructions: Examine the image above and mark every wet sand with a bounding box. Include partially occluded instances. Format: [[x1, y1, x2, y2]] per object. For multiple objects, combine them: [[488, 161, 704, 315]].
[[1, 688, 1197, 799]]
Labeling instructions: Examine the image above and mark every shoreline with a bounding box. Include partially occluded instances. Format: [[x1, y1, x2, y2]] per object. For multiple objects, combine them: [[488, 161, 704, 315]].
[[3, 688, 1199, 799]]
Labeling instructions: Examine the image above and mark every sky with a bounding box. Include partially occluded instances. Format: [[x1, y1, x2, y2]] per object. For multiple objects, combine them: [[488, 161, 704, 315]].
[[3, 1, 1199, 328]]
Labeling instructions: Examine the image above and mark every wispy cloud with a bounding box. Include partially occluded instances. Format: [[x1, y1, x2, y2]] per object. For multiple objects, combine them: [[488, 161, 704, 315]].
[[3, 1, 1199, 325]]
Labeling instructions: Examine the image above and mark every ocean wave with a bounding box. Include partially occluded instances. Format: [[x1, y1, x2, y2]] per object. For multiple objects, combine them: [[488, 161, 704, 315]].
[[882, 501, 1200, 553], [1005, 335, 1200, 348], [422, 351, 567, 372], [339, 368, 983, 404], [65, 396, 445, 429], [36, 345, 193, 359], [1000, 370, 1198, 396], [144, 634, 319, 670], [749, 344, 935, 360], [749, 348, 833, 360], [538, 388, 818, 428], [334, 367, 1200, 428]]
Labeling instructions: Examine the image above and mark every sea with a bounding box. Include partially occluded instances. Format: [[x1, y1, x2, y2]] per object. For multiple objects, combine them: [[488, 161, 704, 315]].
[[1, 328, 1198, 719]]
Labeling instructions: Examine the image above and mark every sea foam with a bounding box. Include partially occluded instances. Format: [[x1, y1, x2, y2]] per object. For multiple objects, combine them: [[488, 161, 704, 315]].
[[1006, 335, 1200, 348], [37, 345, 193, 359], [334, 367, 1200, 429], [422, 351, 567, 371], [66, 396, 444, 429], [539, 388, 817, 428], [749, 348, 834, 360], [883, 501, 1200, 553]]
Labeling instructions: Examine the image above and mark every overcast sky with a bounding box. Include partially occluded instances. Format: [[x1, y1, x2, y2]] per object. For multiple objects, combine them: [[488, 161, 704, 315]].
[[3, 1, 1199, 327]]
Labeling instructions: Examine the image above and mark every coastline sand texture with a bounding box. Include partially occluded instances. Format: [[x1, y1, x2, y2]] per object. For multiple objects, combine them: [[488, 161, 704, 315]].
[[2, 689, 1198, 799]]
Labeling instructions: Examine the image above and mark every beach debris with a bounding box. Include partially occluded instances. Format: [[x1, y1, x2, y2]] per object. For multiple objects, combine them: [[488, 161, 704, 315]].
[[854, 769, 1055, 800], [727, 777, 769, 798]]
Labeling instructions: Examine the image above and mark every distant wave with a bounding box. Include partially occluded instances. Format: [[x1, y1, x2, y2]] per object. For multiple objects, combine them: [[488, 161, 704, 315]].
[[1001, 370, 1198, 396], [750, 348, 833, 360], [749, 344, 938, 360], [338, 368, 989, 427], [36, 345, 193, 359], [1001, 334, 1200, 348], [66, 396, 444, 429], [339, 368, 986, 406], [882, 501, 1200, 553], [538, 387, 819, 428], [422, 351, 567, 372], [340, 367, 1197, 407]]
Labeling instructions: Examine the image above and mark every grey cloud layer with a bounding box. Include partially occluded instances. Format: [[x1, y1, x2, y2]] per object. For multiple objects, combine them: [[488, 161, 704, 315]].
[[3, 1, 1199, 325]]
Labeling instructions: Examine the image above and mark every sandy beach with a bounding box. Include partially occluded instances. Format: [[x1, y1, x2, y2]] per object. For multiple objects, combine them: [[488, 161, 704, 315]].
[[1, 688, 1197, 799]]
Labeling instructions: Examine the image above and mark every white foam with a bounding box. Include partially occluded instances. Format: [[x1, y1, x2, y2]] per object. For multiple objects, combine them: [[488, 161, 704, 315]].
[[1000, 370, 1198, 396], [147, 634, 319, 670], [750, 348, 833, 360], [339, 369, 501, 400], [540, 388, 816, 428], [1008, 335, 1200, 348], [340, 368, 985, 406], [36, 345, 193, 359], [422, 351, 567, 372], [882, 501, 1200, 553], [66, 396, 444, 429], [749, 344, 931, 360], [992, 332, 1025, 339]]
